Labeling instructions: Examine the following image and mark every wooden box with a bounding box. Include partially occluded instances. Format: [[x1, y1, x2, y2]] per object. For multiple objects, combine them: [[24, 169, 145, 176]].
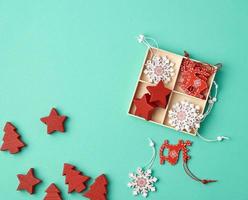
[[128, 48, 217, 136]]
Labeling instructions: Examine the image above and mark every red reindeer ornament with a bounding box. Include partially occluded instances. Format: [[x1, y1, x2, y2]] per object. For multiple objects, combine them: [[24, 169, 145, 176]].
[[180, 58, 216, 99], [160, 140, 217, 184], [160, 140, 191, 165]]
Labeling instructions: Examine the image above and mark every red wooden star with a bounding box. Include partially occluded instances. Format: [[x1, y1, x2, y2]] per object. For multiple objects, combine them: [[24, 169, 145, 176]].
[[40, 108, 67, 134], [17, 168, 41, 194], [133, 94, 155, 121], [147, 80, 171, 108]]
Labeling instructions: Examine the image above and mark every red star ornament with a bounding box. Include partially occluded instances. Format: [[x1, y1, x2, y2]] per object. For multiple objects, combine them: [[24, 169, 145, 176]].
[[147, 80, 171, 108], [40, 108, 67, 134], [17, 168, 42, 194], [133, 94, 155, 121]]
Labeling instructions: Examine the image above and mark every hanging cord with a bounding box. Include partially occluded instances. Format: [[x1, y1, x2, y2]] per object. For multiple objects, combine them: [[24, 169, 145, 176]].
[[137, 34, 158, 56], [197, 80, 230, 142], [144, 138, 156, 170], [181, 144, 217, 184], [196, 131, 229, 142], [200, 81, 218, 121], [183, 162, 217, 184]]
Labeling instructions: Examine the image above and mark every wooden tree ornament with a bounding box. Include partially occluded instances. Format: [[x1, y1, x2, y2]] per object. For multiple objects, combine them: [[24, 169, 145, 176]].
[[63, 163, 90, 193], [84, 174, 108, 200], [0, 122, 26, 154], [44, 183, 63, 200]]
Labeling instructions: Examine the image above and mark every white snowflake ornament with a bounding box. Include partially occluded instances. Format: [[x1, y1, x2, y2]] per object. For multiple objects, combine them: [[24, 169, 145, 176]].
[[128, 167, 157, 198], [168, 100, 203, 132], [144, 55, 175, 84]]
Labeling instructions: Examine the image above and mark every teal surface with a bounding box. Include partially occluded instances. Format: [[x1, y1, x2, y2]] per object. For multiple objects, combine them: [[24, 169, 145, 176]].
[[0, 0, 247, 199]]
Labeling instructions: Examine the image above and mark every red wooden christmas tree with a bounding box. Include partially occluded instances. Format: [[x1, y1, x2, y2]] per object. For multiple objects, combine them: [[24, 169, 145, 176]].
[[0, 122, 26, 154], [84, 174, 108, 200], [44, 183, 62, 200], [62, 163, 90, 193]]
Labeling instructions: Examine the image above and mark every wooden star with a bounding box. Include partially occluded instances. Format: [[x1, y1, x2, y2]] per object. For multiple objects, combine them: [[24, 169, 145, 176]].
[[133, 94, 155, 121], [17, 168, 41, 194], [40, 108, 67, 134], [147, 81, 171, 108]]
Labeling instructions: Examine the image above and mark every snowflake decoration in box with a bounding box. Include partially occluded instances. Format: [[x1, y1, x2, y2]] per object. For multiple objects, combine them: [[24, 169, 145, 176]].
[[168, 100, 203, 132], [128, 167, 157, 198], [144, 55, 175, 84]]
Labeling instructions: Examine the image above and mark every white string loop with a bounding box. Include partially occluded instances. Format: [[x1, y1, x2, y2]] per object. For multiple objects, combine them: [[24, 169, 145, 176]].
[[197, 81, 230, 142], [200, 81, 218, 121], [137, 34, 158, 56], [196, 131, 230, 142], [144, 138, 156, 169]]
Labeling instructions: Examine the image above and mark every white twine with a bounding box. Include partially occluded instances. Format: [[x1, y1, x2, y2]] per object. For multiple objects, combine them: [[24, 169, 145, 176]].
[[136, 34, 158, 56], [144, 138, 156, 169], [196, 80, 230, 142], [200, 81, 218, 121]]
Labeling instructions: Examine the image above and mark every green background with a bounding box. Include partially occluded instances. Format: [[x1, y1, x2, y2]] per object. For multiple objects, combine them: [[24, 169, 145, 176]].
[[0, 0, 247, 199]]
